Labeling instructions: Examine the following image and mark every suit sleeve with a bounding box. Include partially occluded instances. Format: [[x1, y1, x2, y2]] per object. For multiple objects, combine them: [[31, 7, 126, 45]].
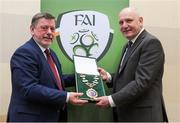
[[111, 38, 165, 106], [11, 47, 67, 107]]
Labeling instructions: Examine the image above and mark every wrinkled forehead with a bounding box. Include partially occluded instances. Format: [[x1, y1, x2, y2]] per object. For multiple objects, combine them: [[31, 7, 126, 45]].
[[34, 18, 56, 26]]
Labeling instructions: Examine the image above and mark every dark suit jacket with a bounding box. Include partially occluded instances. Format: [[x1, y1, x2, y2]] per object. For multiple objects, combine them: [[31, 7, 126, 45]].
[[7, 38, 74, 122], [111, 30, 168, 122]]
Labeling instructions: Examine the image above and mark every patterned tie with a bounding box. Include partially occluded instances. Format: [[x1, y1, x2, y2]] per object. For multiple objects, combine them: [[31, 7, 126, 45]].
[[44, 49, 63, 90]]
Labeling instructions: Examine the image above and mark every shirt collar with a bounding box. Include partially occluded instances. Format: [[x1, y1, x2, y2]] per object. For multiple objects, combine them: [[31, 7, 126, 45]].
[[33, 38, 48, 53], [130, 27, 144, 44]]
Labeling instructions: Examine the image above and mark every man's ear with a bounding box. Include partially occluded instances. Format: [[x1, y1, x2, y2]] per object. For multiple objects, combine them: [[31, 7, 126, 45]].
[[30, 25, 34, 35], [139, 16, 143, 24]]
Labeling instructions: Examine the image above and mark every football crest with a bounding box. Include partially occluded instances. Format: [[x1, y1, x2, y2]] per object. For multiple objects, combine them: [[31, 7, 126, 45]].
[[56, 10, 113, 61]]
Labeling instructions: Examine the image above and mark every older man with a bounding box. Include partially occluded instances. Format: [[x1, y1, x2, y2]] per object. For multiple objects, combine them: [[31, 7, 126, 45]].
[[7, 12, 87, 122], [95, 7, 168, 122]]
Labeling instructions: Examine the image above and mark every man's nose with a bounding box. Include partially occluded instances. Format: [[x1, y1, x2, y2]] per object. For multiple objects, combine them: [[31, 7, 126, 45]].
[[121, 22, 128, 28], [47, 28, 53, 33]]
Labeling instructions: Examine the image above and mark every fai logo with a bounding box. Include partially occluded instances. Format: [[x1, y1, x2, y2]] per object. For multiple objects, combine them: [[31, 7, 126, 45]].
[[56, 10, 113, 61]]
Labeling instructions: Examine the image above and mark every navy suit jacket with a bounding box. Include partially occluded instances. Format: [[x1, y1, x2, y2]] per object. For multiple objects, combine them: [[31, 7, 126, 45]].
[[111, 30, 168, 122], [7, 38, 74, 122]]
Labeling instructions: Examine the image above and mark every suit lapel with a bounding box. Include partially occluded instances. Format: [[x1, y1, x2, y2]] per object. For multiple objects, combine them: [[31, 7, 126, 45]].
[[43, 51, 59, 88], [29, 39, 61, 89], [119, 30, 147, 73], [117, 45, 127, 73], [29, 38, 47, 61], [49, 49, 65, 89]]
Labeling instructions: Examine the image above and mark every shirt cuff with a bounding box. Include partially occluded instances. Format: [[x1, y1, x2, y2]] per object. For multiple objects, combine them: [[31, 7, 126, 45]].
[[108, 95, 116, 107], [106, 72, 112, 83], [66, 92, 70, 103]]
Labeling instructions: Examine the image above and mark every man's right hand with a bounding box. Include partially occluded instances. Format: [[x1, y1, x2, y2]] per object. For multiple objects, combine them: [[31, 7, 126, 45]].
[[69, 92, 88, 105]]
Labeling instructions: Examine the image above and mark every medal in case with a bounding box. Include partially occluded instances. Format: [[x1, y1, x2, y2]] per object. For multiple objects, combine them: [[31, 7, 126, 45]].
[[86, 88, 98, 98]]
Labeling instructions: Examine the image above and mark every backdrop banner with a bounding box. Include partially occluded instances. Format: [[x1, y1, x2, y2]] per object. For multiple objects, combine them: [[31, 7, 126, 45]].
[[41, 0, 129, 121]]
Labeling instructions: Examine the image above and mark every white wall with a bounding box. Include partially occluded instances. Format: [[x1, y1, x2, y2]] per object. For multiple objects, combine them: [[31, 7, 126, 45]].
[[0, 0, 180, 122], [0, 0, 40, 120]]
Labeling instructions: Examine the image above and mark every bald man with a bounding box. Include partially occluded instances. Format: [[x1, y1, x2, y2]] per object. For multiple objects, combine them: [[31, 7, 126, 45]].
[[95, 7, 168, 122]]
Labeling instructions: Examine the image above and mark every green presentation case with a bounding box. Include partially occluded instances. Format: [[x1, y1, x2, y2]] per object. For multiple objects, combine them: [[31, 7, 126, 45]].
[[75, 73, 106, 101], [73, 55, 106, 101]]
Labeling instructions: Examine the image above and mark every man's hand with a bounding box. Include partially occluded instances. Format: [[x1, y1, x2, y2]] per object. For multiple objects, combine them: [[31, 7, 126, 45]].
[[94, 96, 110, 108], [97, 67, 108, 81], [69, 92, 88, 105]]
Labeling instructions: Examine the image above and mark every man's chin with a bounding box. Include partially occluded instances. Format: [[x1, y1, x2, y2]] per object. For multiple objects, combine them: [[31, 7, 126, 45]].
[[124, 34, 134, 40], [42, 43, 52, 48], [44, 39, 52, 44]]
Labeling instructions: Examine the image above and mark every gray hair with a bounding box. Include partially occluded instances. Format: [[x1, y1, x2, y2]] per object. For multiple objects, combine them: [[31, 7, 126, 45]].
[[31, 12, 55, 26]]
